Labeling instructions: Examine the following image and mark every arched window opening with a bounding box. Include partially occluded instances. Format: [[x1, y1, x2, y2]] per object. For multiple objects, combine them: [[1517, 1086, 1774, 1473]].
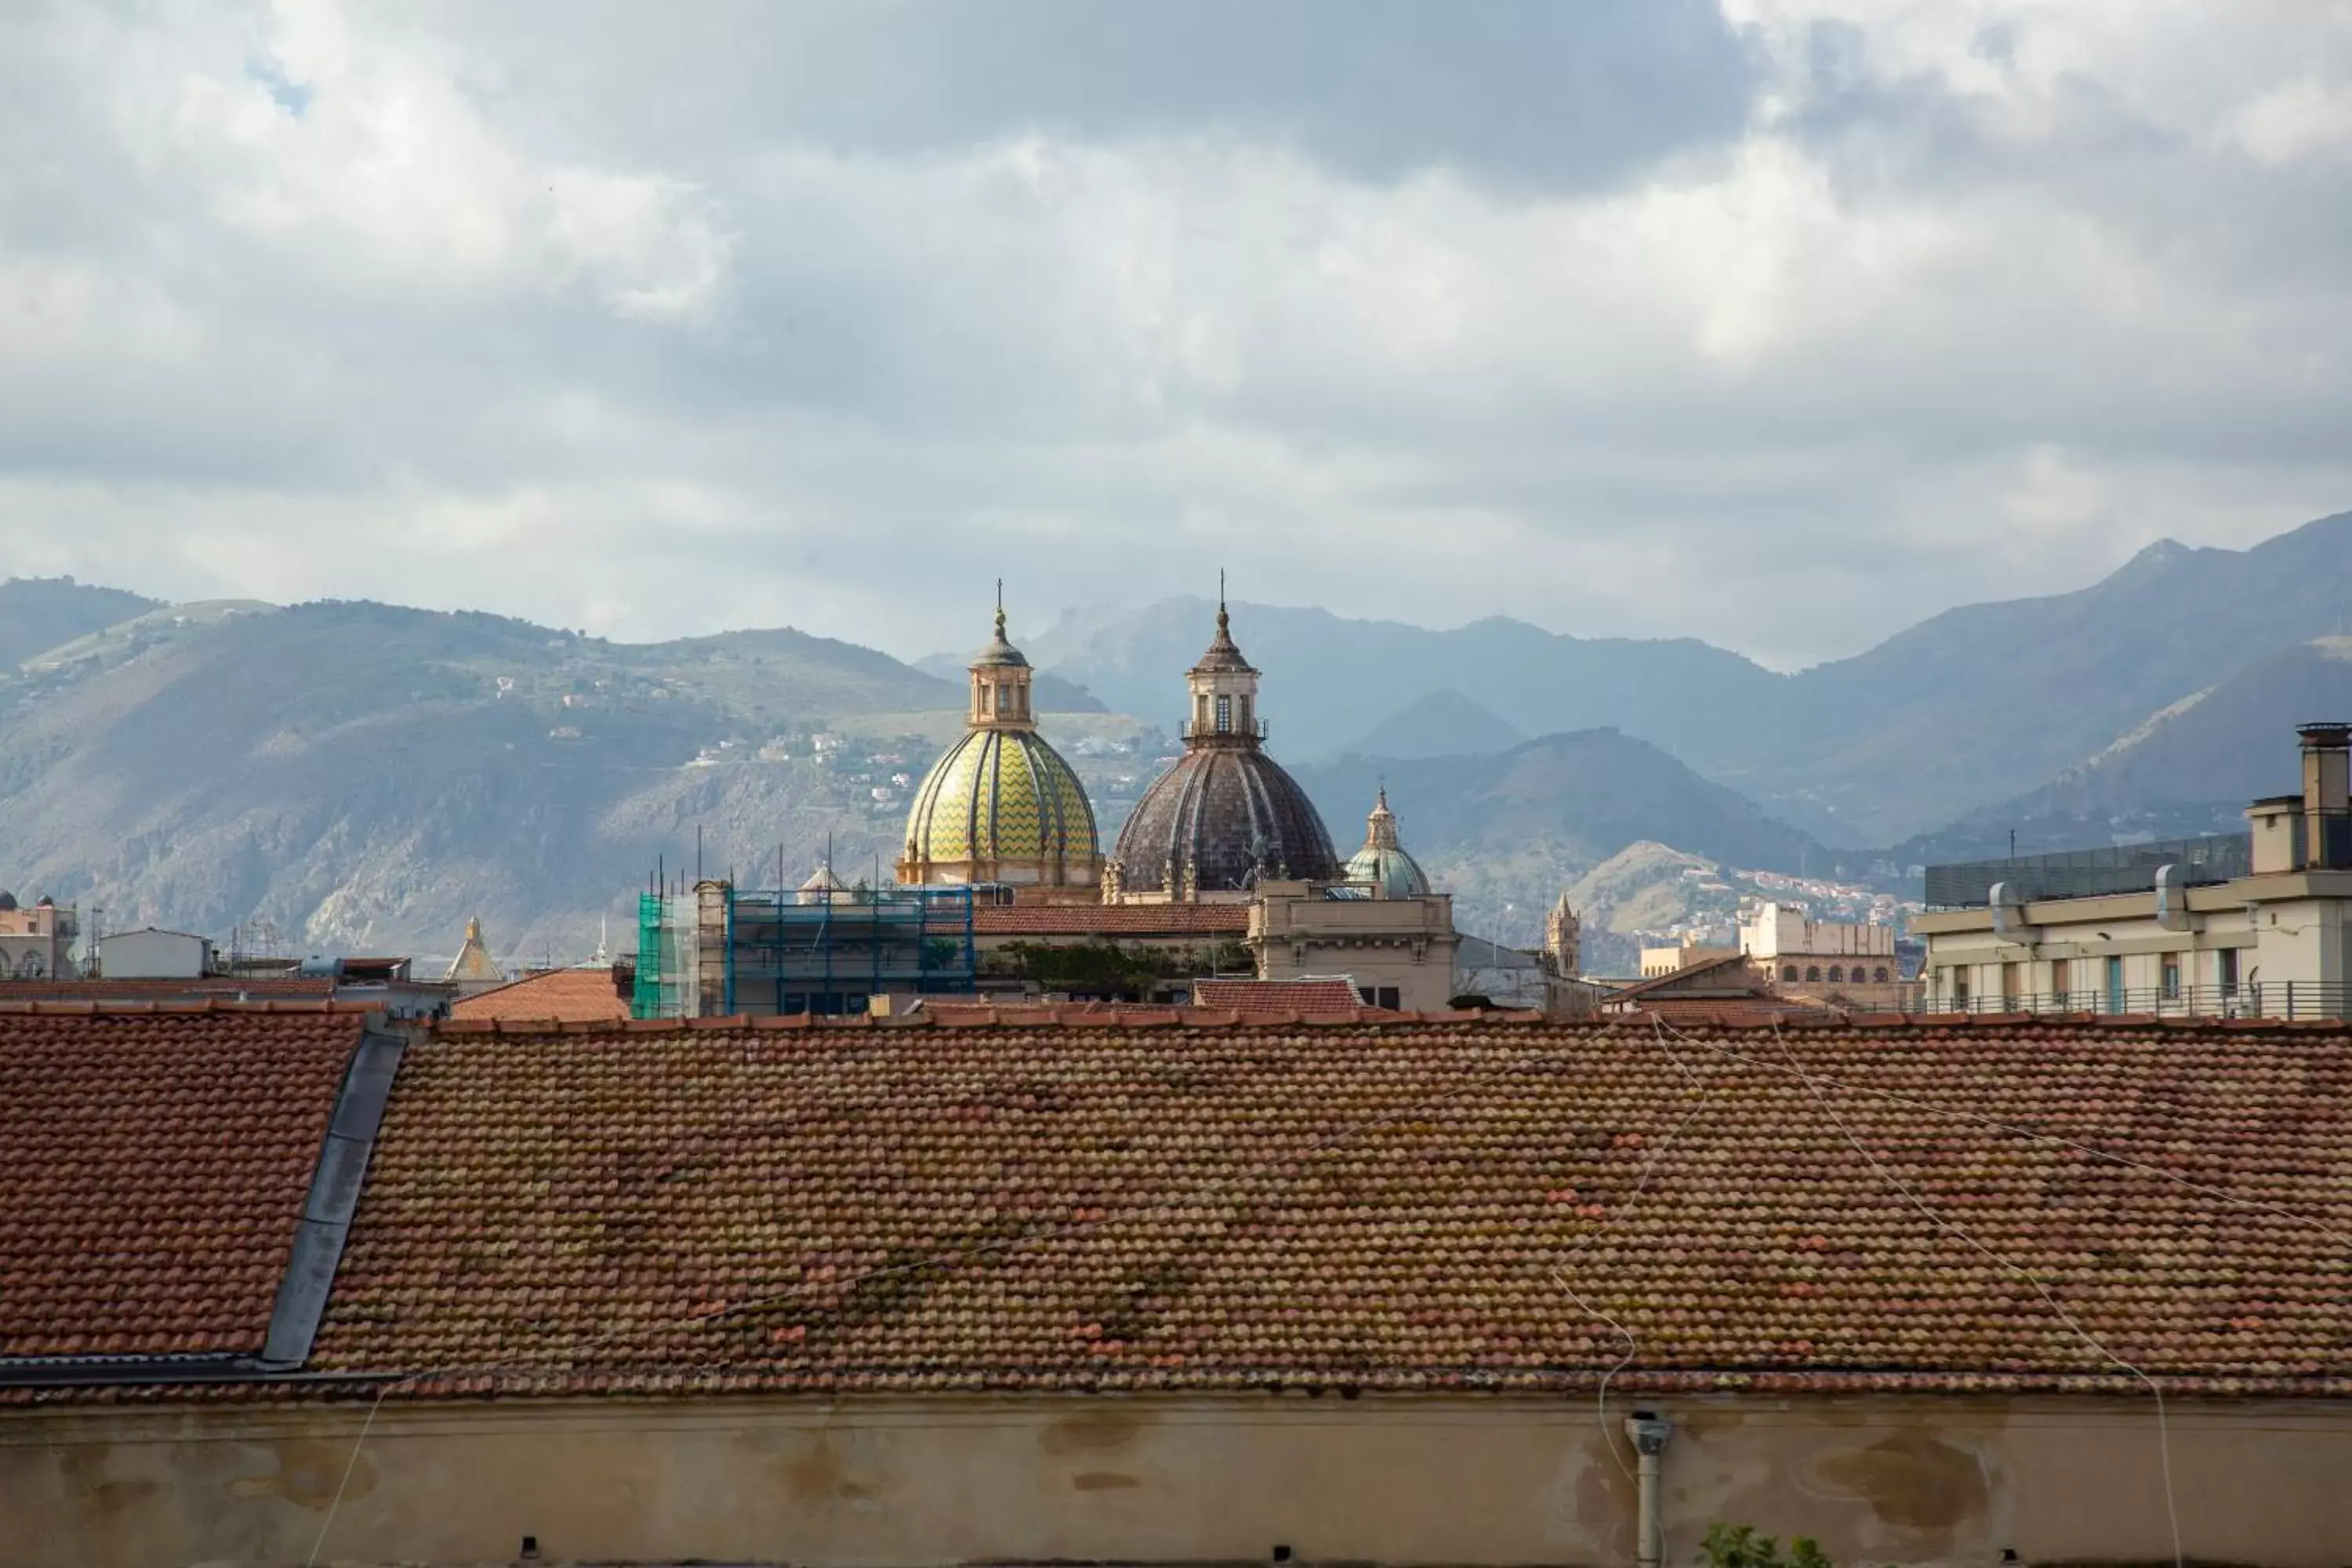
[[1805, 965, 1821, 982], [1828, 965, 1845, 984], [1781, 964, 1798, 982], [1874, 967, 1889, 982]]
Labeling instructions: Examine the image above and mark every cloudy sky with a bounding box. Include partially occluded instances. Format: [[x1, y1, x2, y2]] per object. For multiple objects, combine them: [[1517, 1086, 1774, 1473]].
[[3, 2, 2348, 670]]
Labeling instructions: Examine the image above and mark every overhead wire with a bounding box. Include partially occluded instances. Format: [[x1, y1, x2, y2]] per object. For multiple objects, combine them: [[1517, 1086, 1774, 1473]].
[[303, 1008, 2331, 1565], [1750, 1016, 2183, 1568], [305, 1022, 1620, 1564]]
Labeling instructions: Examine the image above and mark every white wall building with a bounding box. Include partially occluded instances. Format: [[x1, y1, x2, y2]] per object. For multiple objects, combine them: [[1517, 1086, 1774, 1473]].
[[95, 928, 212, 980], [1915, 724, 2352, 1018]]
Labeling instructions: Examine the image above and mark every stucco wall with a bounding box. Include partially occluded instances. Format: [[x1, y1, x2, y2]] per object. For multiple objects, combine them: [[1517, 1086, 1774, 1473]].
[[6, 1392, 2347, 1568]]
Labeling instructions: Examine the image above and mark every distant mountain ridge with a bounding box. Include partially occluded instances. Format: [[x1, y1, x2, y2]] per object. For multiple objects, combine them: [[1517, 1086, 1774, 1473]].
[[1894, 636, 2352, 864], [6, 506, 2349, 956], [1029, 510, 2352, 844], [0, 597, 967, 959], [1291, 728, 1842, 947], [0, 577, 162, 667], [1330, 688, 1523, 761]]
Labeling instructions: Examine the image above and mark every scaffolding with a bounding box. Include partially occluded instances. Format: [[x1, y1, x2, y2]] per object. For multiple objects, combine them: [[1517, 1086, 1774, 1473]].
[[633, 882, 976, 1019]]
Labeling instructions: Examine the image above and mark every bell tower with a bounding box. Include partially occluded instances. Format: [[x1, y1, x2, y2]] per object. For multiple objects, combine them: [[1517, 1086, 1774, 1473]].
[[1545, 893, 1582, 979], [1185, 574, 1261, 748]]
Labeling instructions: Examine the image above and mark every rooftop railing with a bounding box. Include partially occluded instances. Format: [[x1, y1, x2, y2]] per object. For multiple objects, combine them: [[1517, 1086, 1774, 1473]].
[[1908, 981, 2348, 1022], [1922, 833, 2250, 910]]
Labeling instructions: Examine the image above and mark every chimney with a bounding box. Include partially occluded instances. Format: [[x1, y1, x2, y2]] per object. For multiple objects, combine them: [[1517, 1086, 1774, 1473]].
[[2298, 723, 2351, 869]]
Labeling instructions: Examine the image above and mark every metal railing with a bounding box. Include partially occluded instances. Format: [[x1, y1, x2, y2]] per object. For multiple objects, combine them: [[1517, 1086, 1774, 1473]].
[[1910, 982, 2349, 1021], [1924, 834, 2250, 910]]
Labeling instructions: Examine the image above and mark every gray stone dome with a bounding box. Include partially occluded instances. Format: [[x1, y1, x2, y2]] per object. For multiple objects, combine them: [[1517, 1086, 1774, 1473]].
[[1109, 746, 1341, 895]]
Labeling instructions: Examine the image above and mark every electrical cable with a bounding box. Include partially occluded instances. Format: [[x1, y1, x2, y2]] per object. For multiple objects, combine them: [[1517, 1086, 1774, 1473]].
[[305, 1023, 1613, 1564], [1753, 1016, 2183, 1568], [303, 1011, 2326, 1564]]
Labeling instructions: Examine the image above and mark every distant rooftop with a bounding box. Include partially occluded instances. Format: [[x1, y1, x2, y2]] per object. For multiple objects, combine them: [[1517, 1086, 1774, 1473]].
[[1924, 833, 2250, 909]]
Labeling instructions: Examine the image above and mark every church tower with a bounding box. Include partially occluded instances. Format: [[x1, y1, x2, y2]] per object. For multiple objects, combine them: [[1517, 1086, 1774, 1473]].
[[1544, 893, 1582, 979]]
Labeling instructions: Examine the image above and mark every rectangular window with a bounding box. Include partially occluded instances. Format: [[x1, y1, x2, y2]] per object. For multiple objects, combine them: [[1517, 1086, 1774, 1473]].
[[1215, 694, 1232, 732], [1378, 986, 1401, 1011], [2104, 955, 2125, 1013], [1951, 967, 1970, 1009], [2218, 947, 2239, 997], [2049, 958, 2069, 1010], [2161, 955, 2181, 1000], [2002, 961, 2020, 1007]]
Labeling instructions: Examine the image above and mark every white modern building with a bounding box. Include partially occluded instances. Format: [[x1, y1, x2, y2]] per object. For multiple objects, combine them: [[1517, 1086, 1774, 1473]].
[[1914, 723, 2352, 1018], [93, 927, 212, 980]]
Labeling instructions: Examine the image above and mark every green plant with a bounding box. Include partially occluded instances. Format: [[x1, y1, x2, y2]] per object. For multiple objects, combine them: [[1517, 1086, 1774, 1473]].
[[1700, 1523, 1831, 1568]]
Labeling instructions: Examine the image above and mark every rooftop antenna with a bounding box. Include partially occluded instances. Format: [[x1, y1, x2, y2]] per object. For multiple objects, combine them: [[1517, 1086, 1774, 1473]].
[[696, 823, 704, 884]]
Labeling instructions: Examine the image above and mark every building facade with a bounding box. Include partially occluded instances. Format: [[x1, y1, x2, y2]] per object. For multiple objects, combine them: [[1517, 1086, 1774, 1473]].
[[93, 925, 211, 980], [1248, 877, 1460, 1011], [0, 893, 74, 980], [1740, 902, 1907, 1005], [1918, 724, 2352, 1017]]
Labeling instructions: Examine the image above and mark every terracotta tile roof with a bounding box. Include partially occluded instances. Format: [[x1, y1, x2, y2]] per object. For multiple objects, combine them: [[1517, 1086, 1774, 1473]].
[[1597, 953, 1761, 1009], [973, 903, 1250, 937], [299, 1013, 2352, 1402], [452, 967, 629, 1024], [1191, 977, 1370, 1016], [0, 1007, 370, 1358], [0, 976, 336, 1002]]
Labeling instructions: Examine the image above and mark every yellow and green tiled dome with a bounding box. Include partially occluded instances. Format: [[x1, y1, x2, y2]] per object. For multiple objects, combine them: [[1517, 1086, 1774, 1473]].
[[902, 727, 1099, 879]]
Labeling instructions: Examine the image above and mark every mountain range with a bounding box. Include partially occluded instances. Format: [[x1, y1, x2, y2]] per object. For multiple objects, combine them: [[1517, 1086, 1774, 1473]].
[[2, 506, 2347, 965], [1025, 510, 2352, 844]]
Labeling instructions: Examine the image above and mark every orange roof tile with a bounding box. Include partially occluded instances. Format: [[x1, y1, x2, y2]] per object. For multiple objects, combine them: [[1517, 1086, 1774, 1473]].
[[974, 903, 1250, 937], [1191, 977, 1370, 1016], [0, 1007, 369, 1359], [0, 976, 336, 1003], [452, 967, 629, 1024], [296, 1013, 2352, 1402]]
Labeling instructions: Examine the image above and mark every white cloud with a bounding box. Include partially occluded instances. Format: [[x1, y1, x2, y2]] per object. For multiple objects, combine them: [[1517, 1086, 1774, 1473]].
[[0, 0, 2347, 671]]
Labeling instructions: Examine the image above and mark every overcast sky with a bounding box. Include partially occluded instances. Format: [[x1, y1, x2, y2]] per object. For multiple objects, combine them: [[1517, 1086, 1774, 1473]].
[[3, 2, 2349, 670]]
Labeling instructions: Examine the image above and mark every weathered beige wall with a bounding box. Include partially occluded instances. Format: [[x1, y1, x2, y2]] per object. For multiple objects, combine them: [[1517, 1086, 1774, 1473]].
[[7, 1392, 2347, 1568]]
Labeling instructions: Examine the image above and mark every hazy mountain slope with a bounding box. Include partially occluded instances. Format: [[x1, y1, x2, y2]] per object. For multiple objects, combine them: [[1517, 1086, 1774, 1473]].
[[910, 652, 1105, 713], [1293, 729, 1837, 947], [1330, 688, 1523, 760], [1721, 510, 2352, 843], [0, 578, 162, 666], [0, 601, 953, 960], [1028, 597, 1781, 761], [1034, 511, 2352, 846], [1895, 636, 2352, 863]]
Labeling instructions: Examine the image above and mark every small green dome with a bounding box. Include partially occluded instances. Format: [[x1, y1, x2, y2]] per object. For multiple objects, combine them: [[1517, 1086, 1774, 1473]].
[[1343, 788, 1429, 897]]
